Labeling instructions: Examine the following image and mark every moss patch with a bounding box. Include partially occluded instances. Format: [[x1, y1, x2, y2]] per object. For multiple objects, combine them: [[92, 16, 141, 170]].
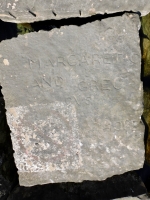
[[17, 23, 33, 35], [141, 13, 150, 40]]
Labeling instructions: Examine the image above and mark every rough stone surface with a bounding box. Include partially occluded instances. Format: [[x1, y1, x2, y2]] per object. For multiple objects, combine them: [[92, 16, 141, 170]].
[[0, 0, 149, 23], [0, 14, 144, 186], [7, 172, 147, 200]]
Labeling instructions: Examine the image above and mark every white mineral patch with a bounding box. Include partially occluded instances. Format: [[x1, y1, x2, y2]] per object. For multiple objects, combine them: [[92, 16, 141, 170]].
[[3, 59, 9, 66]]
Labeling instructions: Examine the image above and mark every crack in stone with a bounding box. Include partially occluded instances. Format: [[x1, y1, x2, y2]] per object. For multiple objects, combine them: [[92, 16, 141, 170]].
[[0, 11, 140, 44]]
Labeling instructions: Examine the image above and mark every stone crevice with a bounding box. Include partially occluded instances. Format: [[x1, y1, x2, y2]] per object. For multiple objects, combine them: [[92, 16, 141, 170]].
[[0, 11, 139, 43]]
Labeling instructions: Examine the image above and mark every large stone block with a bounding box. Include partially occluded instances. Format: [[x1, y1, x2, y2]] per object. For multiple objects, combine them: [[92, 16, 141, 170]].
[[0, 14, 144, 186], [0, 0, 149, 23]]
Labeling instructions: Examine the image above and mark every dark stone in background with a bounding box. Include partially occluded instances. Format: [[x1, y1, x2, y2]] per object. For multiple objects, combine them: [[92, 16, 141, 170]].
[[0, 175, 12, 200]]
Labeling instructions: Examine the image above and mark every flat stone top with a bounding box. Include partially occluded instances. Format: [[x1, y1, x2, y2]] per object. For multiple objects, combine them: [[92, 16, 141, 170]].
[[0, 0, 149, 23], [0, 14, 144, 186]]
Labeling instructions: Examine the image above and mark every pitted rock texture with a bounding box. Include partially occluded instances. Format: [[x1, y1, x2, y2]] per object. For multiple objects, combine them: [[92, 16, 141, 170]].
[[0, 14, 144, 186], [0, 0, 149, 23]]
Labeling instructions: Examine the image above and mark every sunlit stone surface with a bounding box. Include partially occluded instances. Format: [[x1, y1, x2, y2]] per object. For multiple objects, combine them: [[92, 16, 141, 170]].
[[0, 14, 144, 186], [0, 0, 149, 22]]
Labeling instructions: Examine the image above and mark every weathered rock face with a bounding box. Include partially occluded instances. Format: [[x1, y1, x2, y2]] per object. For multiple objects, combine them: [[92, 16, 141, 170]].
[[0, 0, 149, 23], [0, 14, 144, 186]]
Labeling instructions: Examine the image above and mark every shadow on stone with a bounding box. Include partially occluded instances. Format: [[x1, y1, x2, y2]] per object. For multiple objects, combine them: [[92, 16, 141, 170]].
[[0, 87, 18, 200], [7, 171, 146, 200], [31, 11, 137, 32], [0, 20, 17, 42], [141, 115, 149, 149], [137, 163, 150, 193]]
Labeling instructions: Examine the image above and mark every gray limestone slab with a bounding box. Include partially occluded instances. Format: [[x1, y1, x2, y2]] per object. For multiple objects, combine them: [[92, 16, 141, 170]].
[[0, 14, 144, 186], [0, 0, 149, 23]]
